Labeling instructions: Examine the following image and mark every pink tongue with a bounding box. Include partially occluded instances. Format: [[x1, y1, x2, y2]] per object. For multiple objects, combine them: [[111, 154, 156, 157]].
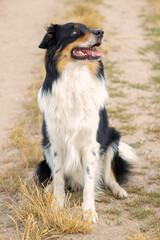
[[82, 49, 102, 57]]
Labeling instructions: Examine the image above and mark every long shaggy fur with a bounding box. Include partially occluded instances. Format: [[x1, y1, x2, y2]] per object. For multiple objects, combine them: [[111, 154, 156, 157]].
[[35, 22, 138, 222]]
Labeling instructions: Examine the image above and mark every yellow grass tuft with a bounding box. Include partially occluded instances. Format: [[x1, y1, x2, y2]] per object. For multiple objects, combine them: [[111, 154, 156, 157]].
[[9, 117, 29, 149], [2, 179, 92, 239], [66, 2, 103, 29], [128, 225, 160, 240], [0, 168, 25, 193], [8, 118, 42, 167]]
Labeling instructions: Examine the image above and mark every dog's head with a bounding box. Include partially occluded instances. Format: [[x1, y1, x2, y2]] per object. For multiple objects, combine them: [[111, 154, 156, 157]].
[[39, 22, 104, 72]]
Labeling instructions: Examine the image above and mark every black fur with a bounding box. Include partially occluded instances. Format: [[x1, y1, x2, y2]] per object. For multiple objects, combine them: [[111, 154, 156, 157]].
[[112, 154, 131, 184], [97, 108, 120, 152], [42, 57, 59, 93], [35, 118, 51, 186], [36, 160, 52, 187], [42, 117, 51, 148], [96, 60, 105, 79]]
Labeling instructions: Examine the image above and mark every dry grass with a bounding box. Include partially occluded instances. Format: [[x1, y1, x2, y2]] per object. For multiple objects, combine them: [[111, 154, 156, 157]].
[[127, 224, 160, 240], [0, 167, 25, 193], [66, 1, 103, 29], [131, 207, 154, 220], [104, 208, 122, 217], [8, 119, 42, 166], [145, 124, 160, 140], [119, 124, 138, 135], [1, 179, 91, 239]]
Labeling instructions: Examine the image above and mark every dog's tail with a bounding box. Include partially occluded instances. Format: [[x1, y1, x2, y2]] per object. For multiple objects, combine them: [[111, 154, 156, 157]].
[[111, 141, 138, 184], [35, 159, 52, 187]]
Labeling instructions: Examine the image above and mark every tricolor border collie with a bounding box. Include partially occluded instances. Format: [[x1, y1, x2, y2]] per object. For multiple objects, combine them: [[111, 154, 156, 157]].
[[36, 22, 138, 222]]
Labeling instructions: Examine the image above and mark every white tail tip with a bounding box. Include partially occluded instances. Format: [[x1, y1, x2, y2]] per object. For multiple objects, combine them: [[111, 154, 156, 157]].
[[118, 141, 139, 163]]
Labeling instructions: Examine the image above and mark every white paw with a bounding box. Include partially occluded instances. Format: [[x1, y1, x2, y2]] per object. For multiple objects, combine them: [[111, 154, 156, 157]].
[[51, 199, 61, 212], [83, 209, 98, 223], [92, 210, 98, 223], [51, 193, 65, 211], [112, 187, 128, 199], [44, 183, 53, 194]]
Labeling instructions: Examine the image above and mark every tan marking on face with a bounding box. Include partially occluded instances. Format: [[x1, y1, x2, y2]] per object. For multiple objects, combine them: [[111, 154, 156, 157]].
[[57, 32, 91, 73], [74, 25, 79, 28]]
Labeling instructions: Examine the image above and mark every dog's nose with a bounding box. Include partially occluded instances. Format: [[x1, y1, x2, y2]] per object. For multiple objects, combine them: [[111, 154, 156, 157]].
[[92, 29, 104, 37]]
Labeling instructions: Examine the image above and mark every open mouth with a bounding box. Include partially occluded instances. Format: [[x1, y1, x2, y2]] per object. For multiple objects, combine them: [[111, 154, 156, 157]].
[[71, 42, 102, 60]]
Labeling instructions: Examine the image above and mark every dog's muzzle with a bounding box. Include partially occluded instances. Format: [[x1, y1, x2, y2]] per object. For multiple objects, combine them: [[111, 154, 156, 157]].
[[71, 29, 104, 60]]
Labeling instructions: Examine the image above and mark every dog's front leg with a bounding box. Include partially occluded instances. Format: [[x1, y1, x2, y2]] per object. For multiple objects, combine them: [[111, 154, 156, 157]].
[[83, 147, 98, 223], [51, 149, 65, 208]]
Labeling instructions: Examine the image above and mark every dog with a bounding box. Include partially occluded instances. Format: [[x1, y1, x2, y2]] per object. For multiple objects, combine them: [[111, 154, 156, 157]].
[[36, 22, 138, 222]]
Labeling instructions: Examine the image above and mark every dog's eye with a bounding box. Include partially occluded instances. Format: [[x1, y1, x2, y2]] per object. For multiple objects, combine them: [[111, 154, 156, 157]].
[[72, 31, 77, 35], [71, 29, 80, 37]]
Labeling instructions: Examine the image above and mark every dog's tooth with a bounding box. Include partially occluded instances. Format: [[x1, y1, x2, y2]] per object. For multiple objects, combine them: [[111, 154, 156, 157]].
[[80, 50, 84, 55], [77, 50, 82, 55], [92, 52, 94, 56]]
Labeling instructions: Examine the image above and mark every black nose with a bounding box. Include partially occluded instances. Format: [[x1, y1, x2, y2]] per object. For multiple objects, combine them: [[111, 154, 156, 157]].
[[92, 29, 104, 37]]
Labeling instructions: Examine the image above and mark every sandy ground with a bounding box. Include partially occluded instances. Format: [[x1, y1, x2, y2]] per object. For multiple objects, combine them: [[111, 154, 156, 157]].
[[0, 0, 64, 150], [0, 0, 159, 239]]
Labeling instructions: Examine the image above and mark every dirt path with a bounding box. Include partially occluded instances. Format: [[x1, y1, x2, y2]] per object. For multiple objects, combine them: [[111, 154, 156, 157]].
[[0, 0, 65, 237], [0, 0, 64, 151]]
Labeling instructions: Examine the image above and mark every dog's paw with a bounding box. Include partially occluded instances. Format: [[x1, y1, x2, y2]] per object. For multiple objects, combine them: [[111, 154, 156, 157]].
[[44, 183, 53, 194], [108, 181, 128, 199], [92, 210, 98, 223], [83, 209, 98, 223], [51, 199, 60, 213], [112, 186, 128, 199], [51, 193, 65, 212]]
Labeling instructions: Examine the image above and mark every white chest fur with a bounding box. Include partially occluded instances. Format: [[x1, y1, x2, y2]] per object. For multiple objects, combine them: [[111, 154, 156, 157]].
[[38, 62, 108, 175]]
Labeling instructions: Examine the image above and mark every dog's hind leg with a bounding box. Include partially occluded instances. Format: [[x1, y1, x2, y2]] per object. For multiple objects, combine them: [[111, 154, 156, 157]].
[[103, 145, 128, 198]]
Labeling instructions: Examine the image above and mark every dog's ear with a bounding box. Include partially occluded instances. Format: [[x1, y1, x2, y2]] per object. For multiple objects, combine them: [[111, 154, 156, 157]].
[[39, 24, 58, 49]]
